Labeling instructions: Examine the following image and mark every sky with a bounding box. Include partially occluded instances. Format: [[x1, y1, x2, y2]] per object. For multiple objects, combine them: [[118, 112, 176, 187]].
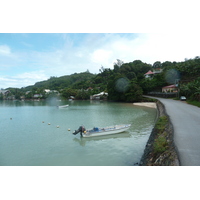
[[1, 33, 200, 89], [1, 0, 200, 89]]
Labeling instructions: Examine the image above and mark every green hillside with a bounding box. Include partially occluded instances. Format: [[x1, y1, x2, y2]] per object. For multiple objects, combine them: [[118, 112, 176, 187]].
[[25, 71, 95, 91], [3, 57, 200, 102]]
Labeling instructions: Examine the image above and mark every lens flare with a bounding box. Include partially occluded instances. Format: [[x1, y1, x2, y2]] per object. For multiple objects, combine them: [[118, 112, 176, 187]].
[[165, 69, 180, 84], [115, 77, 130, 93]]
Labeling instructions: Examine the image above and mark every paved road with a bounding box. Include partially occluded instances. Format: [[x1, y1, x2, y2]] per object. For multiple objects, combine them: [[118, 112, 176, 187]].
[[146, 97, 200, 166]]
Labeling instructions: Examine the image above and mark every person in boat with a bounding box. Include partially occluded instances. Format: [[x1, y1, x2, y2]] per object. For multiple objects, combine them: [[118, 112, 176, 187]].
[[73, 126, 86, 137]]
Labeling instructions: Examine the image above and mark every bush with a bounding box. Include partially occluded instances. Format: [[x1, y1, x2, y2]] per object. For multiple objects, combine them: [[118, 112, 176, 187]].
[[187, 100, 200, 108], [155, 116, 168, 133], [153, 116, 169, 154], [154, 136, 167, 153]]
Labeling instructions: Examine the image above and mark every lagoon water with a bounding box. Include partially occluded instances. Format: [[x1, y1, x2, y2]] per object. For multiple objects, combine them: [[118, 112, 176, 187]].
[[0, 100, 157, 166]]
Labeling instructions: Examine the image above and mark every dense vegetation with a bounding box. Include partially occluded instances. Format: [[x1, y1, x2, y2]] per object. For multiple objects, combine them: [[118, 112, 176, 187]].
[[33, 71, 95, 90], [161, 57, 200, 101], [2, 56, 200, 102]]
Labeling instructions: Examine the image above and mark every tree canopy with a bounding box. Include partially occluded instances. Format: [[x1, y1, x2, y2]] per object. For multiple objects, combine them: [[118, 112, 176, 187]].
[[3, 56, 200, 102]]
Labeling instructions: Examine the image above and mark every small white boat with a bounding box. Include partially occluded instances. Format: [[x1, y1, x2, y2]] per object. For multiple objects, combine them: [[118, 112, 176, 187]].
[[73, 124, 131, 138], [57, 105, 69, 108]]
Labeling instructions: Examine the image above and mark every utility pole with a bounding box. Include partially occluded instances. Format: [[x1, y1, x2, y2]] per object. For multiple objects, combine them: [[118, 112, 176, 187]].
[[175, 79, 180, 99]]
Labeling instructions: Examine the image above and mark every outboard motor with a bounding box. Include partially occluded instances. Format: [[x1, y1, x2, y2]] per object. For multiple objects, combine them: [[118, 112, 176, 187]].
[[73, 126, 86, 137]]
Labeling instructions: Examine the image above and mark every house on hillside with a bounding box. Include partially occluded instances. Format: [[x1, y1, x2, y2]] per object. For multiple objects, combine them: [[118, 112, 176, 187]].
[[69, 96, 75, 101], [162, 85, 178, 93], [33, 94, 43, 98], [90, 92, 108, 100], [0, 90, 11, 99], [144, 68, 163, 79], [25, 91, 31, 95], [86, 87, 93, 91], [144, 70, 154, 79], [44, 89, 51, 93], [0, 89, 10, 96]]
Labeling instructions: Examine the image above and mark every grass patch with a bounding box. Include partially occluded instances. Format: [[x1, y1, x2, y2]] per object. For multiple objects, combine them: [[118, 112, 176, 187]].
[[153, 116, 169, 154], [187, 100, 200, 108], [154, 136, 168, 153], [155, 116, 168, 134], [173, 97, 179, 100], [141, 97, 157, 102]]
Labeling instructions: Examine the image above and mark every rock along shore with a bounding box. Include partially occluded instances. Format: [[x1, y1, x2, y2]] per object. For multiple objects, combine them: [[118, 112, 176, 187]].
[[139, 101, 180, 166]]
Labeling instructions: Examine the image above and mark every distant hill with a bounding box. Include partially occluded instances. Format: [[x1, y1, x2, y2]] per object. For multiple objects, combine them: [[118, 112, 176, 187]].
[[24, 71, 96, 91], [4, 57, 200, 102]]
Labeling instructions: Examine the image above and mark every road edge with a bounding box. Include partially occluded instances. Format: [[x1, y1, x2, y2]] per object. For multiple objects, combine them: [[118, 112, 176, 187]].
[[139, 100, 181, 166]]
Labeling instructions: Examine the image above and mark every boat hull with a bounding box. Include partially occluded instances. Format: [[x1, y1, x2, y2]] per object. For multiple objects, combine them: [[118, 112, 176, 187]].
[[82, 124, 131, 138], [58, 105, 69, 108]]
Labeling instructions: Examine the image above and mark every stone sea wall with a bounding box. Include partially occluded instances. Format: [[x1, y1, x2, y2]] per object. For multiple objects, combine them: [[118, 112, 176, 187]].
[[139, 101, 180, 166]]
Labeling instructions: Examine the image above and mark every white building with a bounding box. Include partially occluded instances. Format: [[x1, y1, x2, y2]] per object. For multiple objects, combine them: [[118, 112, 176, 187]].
[[90, 92, 108, 100]]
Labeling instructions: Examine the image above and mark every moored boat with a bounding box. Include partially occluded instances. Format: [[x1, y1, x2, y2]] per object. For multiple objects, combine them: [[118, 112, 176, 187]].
[[57, 105, 69, 108], [73, 124, 131, 138]]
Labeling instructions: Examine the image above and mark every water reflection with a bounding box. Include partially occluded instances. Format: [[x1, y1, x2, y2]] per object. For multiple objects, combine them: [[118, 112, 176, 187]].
[[73, 132, 131, 146], [0, 100, 157, 166], [0, 100, 48, 107]]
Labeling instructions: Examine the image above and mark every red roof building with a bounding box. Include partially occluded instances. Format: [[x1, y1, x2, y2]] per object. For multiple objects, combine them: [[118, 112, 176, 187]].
[[144, 70, 154, 78], [144, 70, 154, 75], [162, 85, 178, 93]]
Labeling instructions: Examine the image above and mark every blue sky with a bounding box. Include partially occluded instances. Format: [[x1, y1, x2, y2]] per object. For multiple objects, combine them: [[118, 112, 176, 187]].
[[1, 0, 200, 89], [1, 33, 200, 89]]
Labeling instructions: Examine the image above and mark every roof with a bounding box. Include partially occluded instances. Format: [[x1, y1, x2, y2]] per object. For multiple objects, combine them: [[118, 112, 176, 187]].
[[162, 85, 177, 89], [0, 90, 10, 94], [144, 70, 154, 75], [93, 91, 108, 97]]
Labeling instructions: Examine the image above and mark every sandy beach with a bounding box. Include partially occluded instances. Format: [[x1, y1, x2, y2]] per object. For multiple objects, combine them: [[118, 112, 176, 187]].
[[133, 102, 157, 108]]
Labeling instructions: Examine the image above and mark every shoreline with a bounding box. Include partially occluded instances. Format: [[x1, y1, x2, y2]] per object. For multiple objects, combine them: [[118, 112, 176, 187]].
[[139, 100, 180, 166], [133, 102, 157, 108]]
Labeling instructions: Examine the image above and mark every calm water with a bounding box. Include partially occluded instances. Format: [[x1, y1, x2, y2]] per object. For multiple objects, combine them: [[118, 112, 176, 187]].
[[0, 100, 157, 166]]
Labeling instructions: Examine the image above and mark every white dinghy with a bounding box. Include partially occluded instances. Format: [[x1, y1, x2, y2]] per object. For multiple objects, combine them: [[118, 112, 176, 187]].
[[73, 124, 131, 138], [57, 105, 69, 108]]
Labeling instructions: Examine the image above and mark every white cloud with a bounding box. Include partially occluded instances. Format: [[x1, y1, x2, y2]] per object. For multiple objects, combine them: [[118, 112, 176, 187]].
[[1, 33, 200, 89], [15, 71, 48, 81], [0, 77, 25, 89], [132, 33, 200, 63], [0, 45, 11, 55], [0, 45, 22, 70], [90, 49, 113, 65], [0, 71, 48, 89]]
